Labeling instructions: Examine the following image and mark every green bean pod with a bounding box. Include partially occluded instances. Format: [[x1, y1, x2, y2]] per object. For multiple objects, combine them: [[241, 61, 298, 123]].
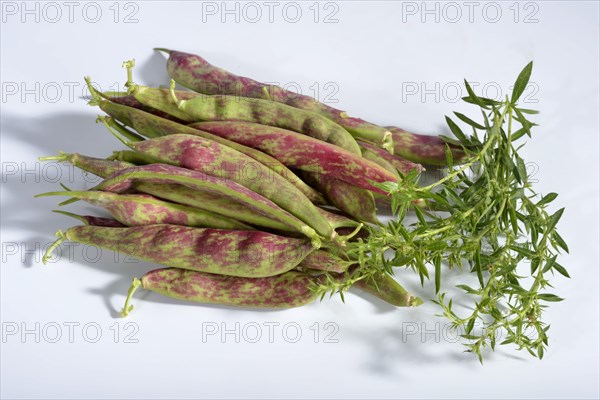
[[87, 86, 326, 205], [52, 210, 126, 228], [360, 145, 401, 181], [123, 134, 335, 241], [187, 121, 399, 194], [115, 63, 361, 155], [360, 141, 425, 175], [388, 126, 465, 167], [297, 250, 352, 273], [167, 87, 361, 155], [38, 191, 252, 230], [316, 208, 361, 230], [354, 273, 423, 307], [121, 268, 329, 315], [40, 152, 292, 231], [157, 48, 393, 151], [39, 152, 134, 178], [94, 163, 320, 243], [302, 172, 379, 224], [46, 224, 316, 278], [133, 182, 292, 232]]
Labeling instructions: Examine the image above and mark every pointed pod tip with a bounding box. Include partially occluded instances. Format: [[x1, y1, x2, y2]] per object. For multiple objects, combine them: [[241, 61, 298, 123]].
[[411, 297, 424, 307], [153, 48, 171, 55]]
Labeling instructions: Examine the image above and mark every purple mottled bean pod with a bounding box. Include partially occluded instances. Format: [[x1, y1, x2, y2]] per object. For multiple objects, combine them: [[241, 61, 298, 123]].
[[302, 172, 379, 224], [188, 121, 399, 195], [128, 134, 334, 239], [159, 48, 393, 151], [354, 273, 423, 307], [95, 163, 319, 241], [388, 126, 465, 167], [93, 95, 326, 204], [43, 191, 252, 230], [52, 210, 126, 228], [64, 224, 316, 278], [139, 268, 328, 308], [298, 250, 351, 273]]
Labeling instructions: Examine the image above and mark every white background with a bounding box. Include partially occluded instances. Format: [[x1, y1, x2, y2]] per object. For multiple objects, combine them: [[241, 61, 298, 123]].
[[1, 1, 599, 399]]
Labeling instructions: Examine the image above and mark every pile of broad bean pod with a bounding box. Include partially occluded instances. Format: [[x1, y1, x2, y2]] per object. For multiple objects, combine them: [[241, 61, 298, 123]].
[[40, 49, 441, 312], [38, 50, 568, 359]]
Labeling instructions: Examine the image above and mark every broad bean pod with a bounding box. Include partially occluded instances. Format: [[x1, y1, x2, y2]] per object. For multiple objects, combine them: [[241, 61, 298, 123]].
[[38, 191, 251, 230], [121, 268, 329, 315], [52, 210, 126, 228], [118, 133, 335, 240], [188, 121, 398, 195], [49, 152, 297, 232], [302, 172, 379, 224], [388, 126, 465, 167], [94, 163, 320, 242], [88, 87, 325, 204], [354, 273, 423, 307], [156, 48, 393, 152], [359, 141, 424, 175], [45, 224, 316, 278]]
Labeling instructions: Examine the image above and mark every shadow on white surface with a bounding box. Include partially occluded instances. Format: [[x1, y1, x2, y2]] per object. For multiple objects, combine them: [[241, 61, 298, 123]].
[[137, 50, 171, 88]]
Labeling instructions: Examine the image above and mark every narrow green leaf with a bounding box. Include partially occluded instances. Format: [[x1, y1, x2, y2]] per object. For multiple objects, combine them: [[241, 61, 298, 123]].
[[510, 244, 535, 258], [461, 334, 480, 340], [512, 127, 528, 141], [439, 135, 463, 146], [530, 257, 540, 274], [537, 345, 545, 359], [511, 61, 533, 104], [538, 192, 558, 206], [547, 208, 565, 231], [454, 112, 486, 129], [426, 241, 447, 251], [516, 107, 540, 115], [542, 255, 557, 273], [415, 258, 430, 281], [462, 96, 501, 107], [509, 206, 519, 235], [414, 206, 428, 227], [475, 251, 484, 288], [445, 144, 454, 169], [456, 284, 478, 294], [552, 231, 570, 253], [516, 156, 528, 183], [429, 192, 450, 207], [463, 80, 485, 107], [514, 107, 535, 137], [445, 116, 468, 142], [538, 293, 564, 302], [434, 255, 441, 294], [553, 262, 570, 278], [466, 318, 475, 335]]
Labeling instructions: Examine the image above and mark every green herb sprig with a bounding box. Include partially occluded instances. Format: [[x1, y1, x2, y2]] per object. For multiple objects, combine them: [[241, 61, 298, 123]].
[[312, 62, 569, 361]]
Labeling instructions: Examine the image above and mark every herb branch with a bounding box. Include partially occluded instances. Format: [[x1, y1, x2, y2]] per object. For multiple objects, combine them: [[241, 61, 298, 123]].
[[312, 62, 569, 361]]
